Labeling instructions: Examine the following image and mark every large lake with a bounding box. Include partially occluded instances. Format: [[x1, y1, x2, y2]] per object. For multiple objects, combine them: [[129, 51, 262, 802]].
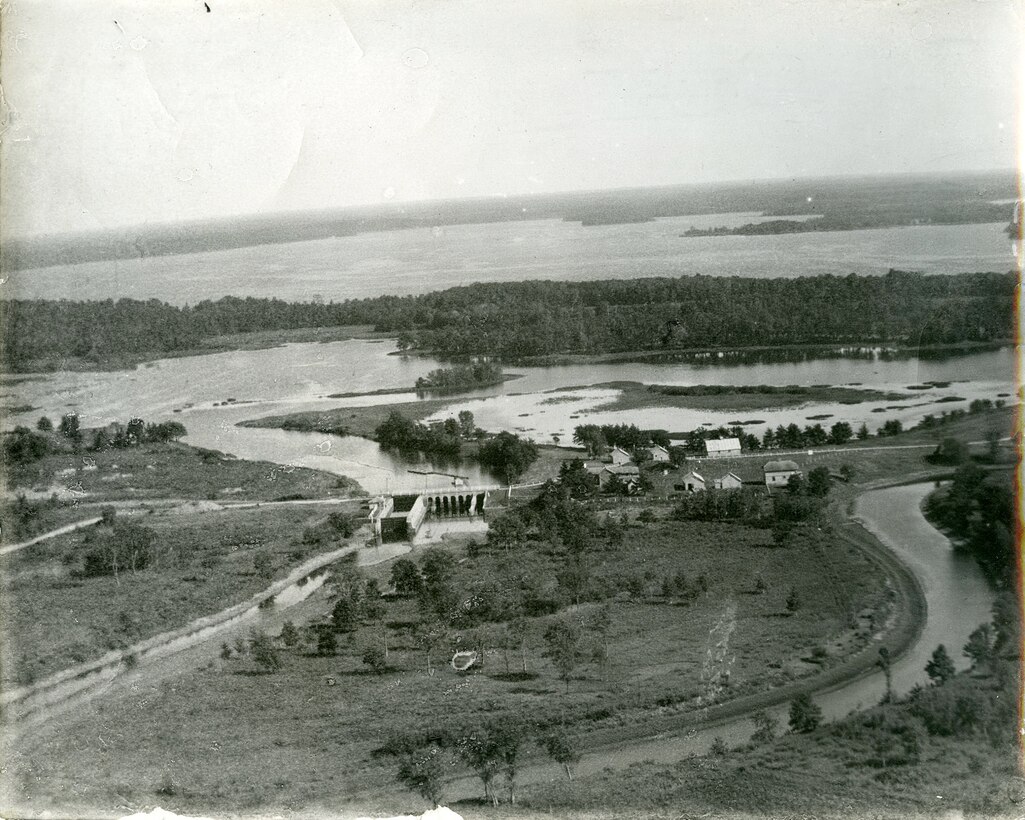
[[2, 216, 1014, 304]]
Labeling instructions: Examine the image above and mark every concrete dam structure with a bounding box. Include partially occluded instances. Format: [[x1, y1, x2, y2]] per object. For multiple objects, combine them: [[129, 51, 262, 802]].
[[368, 486, 497, 544]]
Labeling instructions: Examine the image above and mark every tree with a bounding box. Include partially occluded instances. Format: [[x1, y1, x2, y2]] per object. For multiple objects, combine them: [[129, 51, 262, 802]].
[[929, 437, 970, 466], [315, 625, 337, 656], [788, 693, 823, 733], [397, 745, 446, 808], [253, 550, 274, 580], [750, 710, 778, 744], [926, 644, 956, 686], [493, 721, 528, 804], [58, 413, 81, 441], [839, 463, 855, 482], [540, 726, 580, 780], [327, 511, 356, 537], [414, 620, 446, 675], [785, 587, 801, 614], [806, 466, 832, 497], [332, 596, 361, 633], [82, 522, 155, 579], [558, 459, 598, 499], [279, 620, 300, 648], [360, 639, 388, 674], [126, 417, 146, 444], [458, 409, 476, 438], [390, 558, 424, 596], [455, 728, 504, 805], [828, 421, 853, 445], [963, 623, 995, 672], [100, 506, 117, 526], [856, 422, 870, 440], [478, 432, 539, 484], [544, 617, 582, 692], [3, 427, 51, 465], [249, 631, 282, 673], [36, 416, 53, 432]]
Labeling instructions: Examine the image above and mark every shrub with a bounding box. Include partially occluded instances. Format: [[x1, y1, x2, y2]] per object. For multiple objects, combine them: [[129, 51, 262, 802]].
[[788, 693, 823, 733]]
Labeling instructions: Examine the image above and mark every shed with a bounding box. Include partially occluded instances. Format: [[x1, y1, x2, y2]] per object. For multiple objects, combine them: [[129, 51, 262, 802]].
[[713, 472, 744, 490], [680, 470, 706, 492], [763, 459, 802, 486]]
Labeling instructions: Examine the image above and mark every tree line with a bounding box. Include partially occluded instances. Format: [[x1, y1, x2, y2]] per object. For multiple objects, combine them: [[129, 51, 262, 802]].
[[2, 271, 1013, 369]]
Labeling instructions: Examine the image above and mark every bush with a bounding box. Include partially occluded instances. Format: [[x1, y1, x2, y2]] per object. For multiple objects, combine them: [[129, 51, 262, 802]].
[[788, 693, 823, 733]]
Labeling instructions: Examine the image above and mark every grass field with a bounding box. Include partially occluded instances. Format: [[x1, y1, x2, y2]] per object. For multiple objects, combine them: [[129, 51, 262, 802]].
[[1, 512, 894, 817], [0, 502, 367, 686], [3, 440, 360, 506]]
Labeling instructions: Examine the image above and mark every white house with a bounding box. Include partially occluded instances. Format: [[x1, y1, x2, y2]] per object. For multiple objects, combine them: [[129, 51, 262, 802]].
[[647, 444, 671, 463], [763, 460, 802, 487], [713, 472, 744, 490], [704, 437, 741, 458], [679, 470, 706, 492], [610, 446, 633, 466]]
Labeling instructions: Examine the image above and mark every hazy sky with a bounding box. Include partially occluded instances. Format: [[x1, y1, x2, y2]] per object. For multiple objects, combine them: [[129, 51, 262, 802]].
[[1, 0, 1020, 236]]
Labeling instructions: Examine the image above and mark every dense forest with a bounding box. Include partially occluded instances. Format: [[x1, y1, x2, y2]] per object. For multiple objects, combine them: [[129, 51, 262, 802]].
[[1, 270, 1013, 370]]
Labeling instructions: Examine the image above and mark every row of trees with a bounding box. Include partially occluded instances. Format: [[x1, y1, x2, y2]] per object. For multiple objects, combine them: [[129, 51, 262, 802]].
[[3, 271, 1013, 368]]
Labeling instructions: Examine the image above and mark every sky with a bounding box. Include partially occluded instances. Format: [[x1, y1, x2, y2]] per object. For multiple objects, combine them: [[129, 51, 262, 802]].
[[0, 0, 1020, 237]]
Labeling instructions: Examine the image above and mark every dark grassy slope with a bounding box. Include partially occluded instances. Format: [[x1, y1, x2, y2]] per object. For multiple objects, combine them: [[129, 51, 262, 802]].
[[1, 271, 1014, 371]]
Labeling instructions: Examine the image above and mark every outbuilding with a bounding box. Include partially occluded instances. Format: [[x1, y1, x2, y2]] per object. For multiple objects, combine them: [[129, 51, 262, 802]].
[[647, 444, 671, 463], [679, 470, 706, 492], [763, 459, 802, 487], [713, 472, 744, 490], [704, 437, 741, 458]]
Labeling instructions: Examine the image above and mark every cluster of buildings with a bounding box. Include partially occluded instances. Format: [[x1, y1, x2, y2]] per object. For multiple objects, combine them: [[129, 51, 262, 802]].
[[582, 443, 671, 493], [677, 459, 802, 493]]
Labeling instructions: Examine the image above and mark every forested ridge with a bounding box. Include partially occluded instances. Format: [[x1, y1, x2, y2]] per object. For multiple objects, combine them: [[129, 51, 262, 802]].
[[0, 270, 1013, 369]]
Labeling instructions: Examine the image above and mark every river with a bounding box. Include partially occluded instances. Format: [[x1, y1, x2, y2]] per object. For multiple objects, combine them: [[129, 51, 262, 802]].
[[3, 341, 1015, 494], [526, 481, 995, 777]]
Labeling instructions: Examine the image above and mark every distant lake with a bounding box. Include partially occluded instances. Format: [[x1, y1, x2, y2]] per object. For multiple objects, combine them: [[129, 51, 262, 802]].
[[3, 217, 1014, 305]]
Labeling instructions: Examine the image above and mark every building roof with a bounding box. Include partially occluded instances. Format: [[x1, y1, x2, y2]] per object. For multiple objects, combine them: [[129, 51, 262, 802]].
[[718, 472, 743, 482], [583, 460, 606, 475], [604, 464, 640, 476], [683, 470, 705, 482], [611, 445, 632, 456], [705, 437, 741, 453], [649, 444, 670, 453], [763, 460, 800, 473]]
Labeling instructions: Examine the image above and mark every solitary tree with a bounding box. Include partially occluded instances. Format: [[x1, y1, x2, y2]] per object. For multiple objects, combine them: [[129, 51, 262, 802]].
[[279, 620, 300, 648], [36, 416, 53, 432], [877, 646, 893, 703], [750, 710, 778, 744], [249, 631, 282, 673], [390, 558, 423, 596], [541, 726, 580, 780], [926, 644, 956, 686], [455, 728, 504, 806], [360, 638, 388, 674], [788, 693, 823, 733], [544, 617, 582, 692], [785, 587, 801, 614], [396, 745, 446, 808]]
